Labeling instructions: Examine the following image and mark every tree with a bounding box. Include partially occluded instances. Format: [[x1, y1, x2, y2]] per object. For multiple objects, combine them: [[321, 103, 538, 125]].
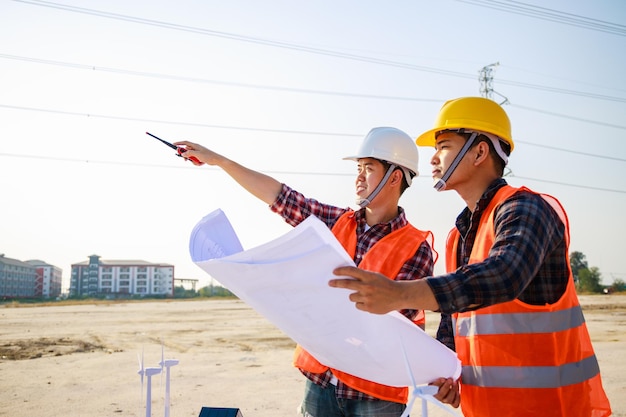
[[610, 278, 625, 293], [198, 285, 236, 298], [577, 266, 603, 293], [174, 285, 197, 298], [570, 251, 588, 284]]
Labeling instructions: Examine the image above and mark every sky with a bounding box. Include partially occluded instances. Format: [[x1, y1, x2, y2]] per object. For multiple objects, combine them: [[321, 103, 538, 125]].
[[1, 0, 625, 291]]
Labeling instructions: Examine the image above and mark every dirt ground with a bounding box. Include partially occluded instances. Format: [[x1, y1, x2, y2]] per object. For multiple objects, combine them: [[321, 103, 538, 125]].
[[0, 295, 624, 417]]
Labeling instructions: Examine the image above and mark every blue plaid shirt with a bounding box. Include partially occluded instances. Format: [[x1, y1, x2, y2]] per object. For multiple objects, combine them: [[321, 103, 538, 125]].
[[427, 179, 569, 350], [270, 184, 434, 401]]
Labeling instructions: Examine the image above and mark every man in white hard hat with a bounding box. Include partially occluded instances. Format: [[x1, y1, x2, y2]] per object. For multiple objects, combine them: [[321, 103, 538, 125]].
[[176, 127, 435, 417]]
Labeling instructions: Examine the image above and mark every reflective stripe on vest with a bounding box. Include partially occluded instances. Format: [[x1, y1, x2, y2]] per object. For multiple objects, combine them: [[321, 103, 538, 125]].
[[461, 355, 600, 388], [447, 185, 611, 417], [453, 305, 585, 336]]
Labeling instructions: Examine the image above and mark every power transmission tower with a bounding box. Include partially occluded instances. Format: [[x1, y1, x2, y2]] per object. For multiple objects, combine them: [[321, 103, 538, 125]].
[[479, 62, 513, 177], [479, 62, 509, 105]]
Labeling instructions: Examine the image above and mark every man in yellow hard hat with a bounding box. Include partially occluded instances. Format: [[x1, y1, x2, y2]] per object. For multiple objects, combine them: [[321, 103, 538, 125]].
[[330, 97, 612, 417], [176, 127, 436, 417]]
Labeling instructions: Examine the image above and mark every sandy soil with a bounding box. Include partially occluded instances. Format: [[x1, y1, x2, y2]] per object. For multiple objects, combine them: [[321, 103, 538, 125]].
[[0, 295, 624, 417]]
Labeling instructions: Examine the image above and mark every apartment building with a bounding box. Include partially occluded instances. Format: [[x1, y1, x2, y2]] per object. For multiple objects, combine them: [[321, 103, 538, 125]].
[[0, 255, 62, 298], [0, 254, 37, 298], [69, 254, 174, 297], [25, 259, 63, 298]]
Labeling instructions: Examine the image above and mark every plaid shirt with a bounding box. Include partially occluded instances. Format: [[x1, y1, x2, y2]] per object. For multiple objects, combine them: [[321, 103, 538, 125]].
[[270, 184, 434, 401], [428, 179, 569, 350]]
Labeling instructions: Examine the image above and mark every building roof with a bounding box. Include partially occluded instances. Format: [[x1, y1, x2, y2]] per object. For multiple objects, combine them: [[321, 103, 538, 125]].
[[71, 259, 174, 267], [25, 259, 51, 266], [0, 254, 35, 268]]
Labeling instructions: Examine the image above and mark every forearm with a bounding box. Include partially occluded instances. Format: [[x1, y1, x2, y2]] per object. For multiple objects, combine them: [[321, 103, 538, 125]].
[[396, 279, 440, 312], [173, 140, 282, 205], [329, 266, 440, 314], [427, 193, 560, 314], [218, 157, 282, 205], [270, 184, 348, 228]]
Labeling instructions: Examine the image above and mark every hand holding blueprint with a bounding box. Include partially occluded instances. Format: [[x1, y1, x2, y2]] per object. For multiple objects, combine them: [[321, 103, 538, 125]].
[[190, 209, 461, 388]]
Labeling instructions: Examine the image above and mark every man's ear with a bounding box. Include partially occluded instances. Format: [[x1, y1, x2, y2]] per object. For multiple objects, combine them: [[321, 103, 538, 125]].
[[475, 141, 490, 164], [390, 168, 403, 186]]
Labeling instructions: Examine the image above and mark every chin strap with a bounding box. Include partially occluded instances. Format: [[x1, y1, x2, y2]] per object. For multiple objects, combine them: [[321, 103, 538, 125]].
[[356, 164, 397, 208], [433, 132, 478, 192]]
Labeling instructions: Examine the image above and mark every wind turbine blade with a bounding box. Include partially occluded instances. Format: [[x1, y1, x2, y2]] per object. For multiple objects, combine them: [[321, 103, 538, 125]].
[[160, 341, 165, 369], [160, 339, 165, 387], [137, 350, 145, 405]]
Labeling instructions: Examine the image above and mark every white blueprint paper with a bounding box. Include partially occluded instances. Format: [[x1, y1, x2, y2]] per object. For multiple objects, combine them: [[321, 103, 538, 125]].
[[190, 209, 461, 388]]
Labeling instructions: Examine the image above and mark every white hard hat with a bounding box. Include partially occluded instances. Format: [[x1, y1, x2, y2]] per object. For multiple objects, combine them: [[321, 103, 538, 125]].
[[344, 127, 419, 186]]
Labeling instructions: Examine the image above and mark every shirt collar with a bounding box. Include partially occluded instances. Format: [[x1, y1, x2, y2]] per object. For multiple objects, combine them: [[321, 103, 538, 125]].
[[354, 206, 409, 231], [456, 178, 508, 230]]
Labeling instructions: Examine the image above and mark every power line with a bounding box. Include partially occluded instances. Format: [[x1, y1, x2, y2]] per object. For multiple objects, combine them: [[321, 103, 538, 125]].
[[1, 103, 625, 163], [3, 48, 626, 107], [501, 63, 626, 96], [9, 1, 626, 106], [9, 0, 473, 79], [498, 79, 626, 104], [0, 152, 351, 176], [0, 103, 361, 137], [455, 0, 626, 37], [0, 54, 442, 104], [2, 53, 626, 131], [511, 175, 626, 194], [2, 4, 626, 167], [2, 151, 625, 194], [515, 138, 626, 163], [510, 104, 626, 135]]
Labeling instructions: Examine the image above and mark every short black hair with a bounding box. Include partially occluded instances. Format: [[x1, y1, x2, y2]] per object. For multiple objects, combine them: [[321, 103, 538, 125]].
[[452, 130, 510, 176], [379, 160, 411, 194]]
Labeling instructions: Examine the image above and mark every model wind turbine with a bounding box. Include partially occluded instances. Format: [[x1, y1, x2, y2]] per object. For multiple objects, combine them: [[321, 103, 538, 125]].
[[159, 342, 180, 417], [137, 350, 145, 402], [144, 365, 162, 417]]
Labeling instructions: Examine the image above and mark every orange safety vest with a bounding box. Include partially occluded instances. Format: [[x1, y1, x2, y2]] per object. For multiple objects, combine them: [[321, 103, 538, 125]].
[[446, 185, 611, 417], [293, 211, 435, 404]]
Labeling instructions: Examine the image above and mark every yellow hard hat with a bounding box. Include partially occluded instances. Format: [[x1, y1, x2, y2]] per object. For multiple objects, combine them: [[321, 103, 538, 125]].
[[416, 97, 514, 151]]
